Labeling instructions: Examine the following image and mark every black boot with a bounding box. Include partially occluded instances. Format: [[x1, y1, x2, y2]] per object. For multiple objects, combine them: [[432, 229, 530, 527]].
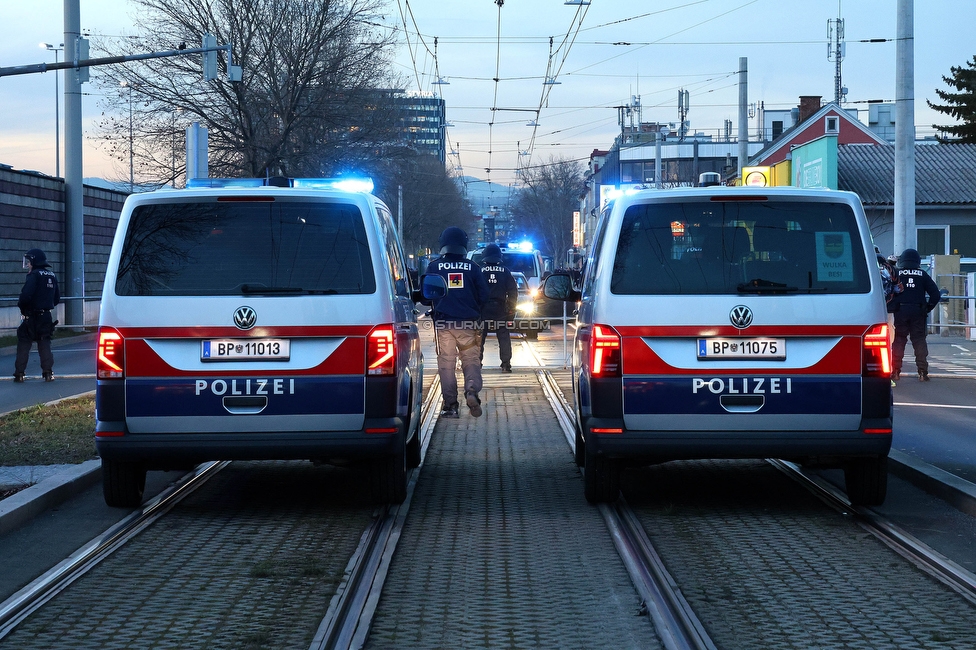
[[918, 371, 930, 382], [13, 373, 25, 383]]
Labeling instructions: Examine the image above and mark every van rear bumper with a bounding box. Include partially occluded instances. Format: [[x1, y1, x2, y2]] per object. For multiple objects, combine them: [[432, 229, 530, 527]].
[[95, 417, 406, 468], [583, 416, 892, 464]]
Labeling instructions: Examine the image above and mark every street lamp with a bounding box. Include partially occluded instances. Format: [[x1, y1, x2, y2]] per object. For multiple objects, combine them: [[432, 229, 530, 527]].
[[120, 80, 135, 192], [40, 42, 63, 177]]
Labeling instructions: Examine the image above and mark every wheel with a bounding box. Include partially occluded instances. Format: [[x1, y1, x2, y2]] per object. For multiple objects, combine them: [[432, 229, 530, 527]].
[[583, 445, 620, 504], [406, 430, 422, 469], [525, 329, 538, 340], [102, 459, 147, 508], [371, 438, 407, 504], [573, 420, 585, 468], [844, 456, 888, 506]]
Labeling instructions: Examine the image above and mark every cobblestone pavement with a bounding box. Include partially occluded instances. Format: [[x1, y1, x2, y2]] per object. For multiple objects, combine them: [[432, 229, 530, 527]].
[[624, 459, 976, 649], [2, 461, 377, 649], [365, 372, 661, 649]]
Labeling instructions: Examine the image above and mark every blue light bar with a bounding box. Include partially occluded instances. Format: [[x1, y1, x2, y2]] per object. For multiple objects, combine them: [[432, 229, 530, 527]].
[[294, 178, 374, 193], [517, 241, 534, 252], [185, 177, 375, 193]]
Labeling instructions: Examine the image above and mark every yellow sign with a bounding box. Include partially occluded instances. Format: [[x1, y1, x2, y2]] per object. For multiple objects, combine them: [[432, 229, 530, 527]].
[[742, 166, 771, 187]]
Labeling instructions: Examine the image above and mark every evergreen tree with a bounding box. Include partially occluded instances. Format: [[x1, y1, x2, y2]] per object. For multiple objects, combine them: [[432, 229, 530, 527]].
[[928, 56, 976, 143]]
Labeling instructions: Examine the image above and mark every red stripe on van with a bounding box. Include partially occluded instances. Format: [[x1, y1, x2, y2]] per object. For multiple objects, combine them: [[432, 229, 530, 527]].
[[620, 330, 863, 375], [124, 336, 367, 377], [116, 325, 374, 338], [614, 325, 868, 338]]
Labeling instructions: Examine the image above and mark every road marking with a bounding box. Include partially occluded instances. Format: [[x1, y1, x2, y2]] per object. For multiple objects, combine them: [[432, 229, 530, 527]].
[[895, 402, 976, 410], [951, 344, 971, 353]]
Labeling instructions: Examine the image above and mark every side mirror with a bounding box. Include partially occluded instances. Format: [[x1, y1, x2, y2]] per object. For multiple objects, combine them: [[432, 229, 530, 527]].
[[421, 273, 449, 300], [543, 272, 581, 302]]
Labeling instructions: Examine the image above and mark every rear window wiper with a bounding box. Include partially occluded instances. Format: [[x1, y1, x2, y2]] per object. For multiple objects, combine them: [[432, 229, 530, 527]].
[[737, 278, 799, 294]]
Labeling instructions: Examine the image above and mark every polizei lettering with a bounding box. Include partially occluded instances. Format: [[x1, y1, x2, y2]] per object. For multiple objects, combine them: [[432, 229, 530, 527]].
[[692, 377, 792, 394], [195, 378, 296, 396], [436, 261, 473, 271]]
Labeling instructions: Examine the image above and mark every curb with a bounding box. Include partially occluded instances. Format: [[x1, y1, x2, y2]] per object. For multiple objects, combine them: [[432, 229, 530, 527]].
[[0, 460, 101, 536], [888, 449, 976, 517]]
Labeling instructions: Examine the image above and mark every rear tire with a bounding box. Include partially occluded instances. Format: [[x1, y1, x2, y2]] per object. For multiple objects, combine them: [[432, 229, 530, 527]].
[[844, 456, 888, 506], [371, 438, 408, 504], [573, 421, 585, 468], [406, 430, 422, 469], [102, 459, 147, 508], [583, 446, 620, 504], [525, 330, 538, 340]]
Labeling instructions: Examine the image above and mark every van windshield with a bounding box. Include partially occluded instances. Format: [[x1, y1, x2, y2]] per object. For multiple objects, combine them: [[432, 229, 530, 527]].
[[115, 199, 376, 296], [610, 199, 871, 295]]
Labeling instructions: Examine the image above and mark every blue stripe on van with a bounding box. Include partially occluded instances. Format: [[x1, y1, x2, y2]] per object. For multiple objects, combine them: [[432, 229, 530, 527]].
[[623, 376, 860, 415], [125, 377, 365, 417]]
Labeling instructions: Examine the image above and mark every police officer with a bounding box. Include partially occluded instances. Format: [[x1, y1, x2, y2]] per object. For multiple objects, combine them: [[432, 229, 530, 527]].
[[479, 244, 518, 372], [890, 248, 940, 382], [429, 227, 490, 417], [14, 249, 60, 382]]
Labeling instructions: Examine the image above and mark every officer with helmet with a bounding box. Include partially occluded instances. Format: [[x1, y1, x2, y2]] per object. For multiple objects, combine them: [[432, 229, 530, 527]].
[[428, 227, 490, 417], [479, 243, 518, 372], [890, 248, 940, 382], [14, 249, 60, 382]]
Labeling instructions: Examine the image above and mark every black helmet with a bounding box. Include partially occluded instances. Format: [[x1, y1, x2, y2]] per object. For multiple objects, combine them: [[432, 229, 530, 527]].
[[482, 243, 502, 263], [439, 227, 468, 256], [898, 248, 921, 269], [24, 248, 49, 268]]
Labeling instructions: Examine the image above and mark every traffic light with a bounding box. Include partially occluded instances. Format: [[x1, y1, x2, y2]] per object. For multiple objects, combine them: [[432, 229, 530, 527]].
[[202, 34, 217, 81]]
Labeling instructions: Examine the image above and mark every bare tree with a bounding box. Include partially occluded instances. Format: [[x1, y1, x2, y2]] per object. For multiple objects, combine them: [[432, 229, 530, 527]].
[[512, 156, 586, 263], [93, 0, 404, 186]]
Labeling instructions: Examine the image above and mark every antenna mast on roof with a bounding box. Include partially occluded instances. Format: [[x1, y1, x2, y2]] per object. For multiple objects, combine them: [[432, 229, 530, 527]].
[[827, 1, 847, 104]]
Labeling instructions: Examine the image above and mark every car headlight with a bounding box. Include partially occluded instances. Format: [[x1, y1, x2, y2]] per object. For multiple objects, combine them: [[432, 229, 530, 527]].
[[517, 301, 535, 315]]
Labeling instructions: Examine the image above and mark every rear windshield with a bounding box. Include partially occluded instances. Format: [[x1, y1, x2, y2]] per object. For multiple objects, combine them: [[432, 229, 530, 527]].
[[470, 251, 538, 278], [610, 199, 871, 295], [115, 199, 375, 296]]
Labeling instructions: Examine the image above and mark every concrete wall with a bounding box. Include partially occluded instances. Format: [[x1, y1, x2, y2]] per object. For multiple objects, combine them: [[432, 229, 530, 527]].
[[1, 168, 127, 332]]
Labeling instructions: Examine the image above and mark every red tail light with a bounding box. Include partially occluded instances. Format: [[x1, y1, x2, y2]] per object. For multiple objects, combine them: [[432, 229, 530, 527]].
[[97, 327, 125, 379], [367, 324, 396, 375], [862, 323, 891, 377], [591, 324, 621, 377]]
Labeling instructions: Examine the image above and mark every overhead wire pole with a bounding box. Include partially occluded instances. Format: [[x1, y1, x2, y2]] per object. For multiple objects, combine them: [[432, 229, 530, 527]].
[[893, 0, 916, 254], [63, 0, 84, 329]]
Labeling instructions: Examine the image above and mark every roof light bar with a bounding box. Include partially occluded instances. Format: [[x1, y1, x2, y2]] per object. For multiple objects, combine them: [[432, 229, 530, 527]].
[[185, 177, 375, 193]]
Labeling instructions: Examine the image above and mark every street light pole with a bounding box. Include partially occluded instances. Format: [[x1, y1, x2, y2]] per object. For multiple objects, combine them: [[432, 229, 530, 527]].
[[121, 80, 134, 192], [40, 42, 63, 178]]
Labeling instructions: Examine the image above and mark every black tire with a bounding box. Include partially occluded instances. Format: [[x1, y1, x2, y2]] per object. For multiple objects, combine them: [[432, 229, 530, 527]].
[[102, 459, 147, 508], [406, 430, 422, 469], [371, 438, 408, 504], [573, 420, 585, 468], [525, 329, 539, 340], [583, 446, 620, 504], [844, 456, 888, 506]]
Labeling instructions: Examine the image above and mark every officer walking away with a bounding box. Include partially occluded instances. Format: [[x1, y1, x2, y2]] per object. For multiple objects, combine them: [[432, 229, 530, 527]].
[[14, 249, 60, 382], [429, 227, 490, 417], [890, 248, 940, 382], [479, 244, 518, 372]]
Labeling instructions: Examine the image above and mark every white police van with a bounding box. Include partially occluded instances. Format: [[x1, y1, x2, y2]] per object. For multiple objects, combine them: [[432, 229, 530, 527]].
[[544, 187, 893, 505], [95, 177, 423, 507]]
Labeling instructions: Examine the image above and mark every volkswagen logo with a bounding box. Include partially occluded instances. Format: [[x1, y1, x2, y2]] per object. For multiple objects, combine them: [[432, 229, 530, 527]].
[[234, 306, 257, 330], [729, 305, 753, 329]]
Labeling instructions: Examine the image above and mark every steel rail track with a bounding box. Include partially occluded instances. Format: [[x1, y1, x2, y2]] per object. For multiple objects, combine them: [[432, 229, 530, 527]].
[[537, 368, 716, 650], [309, 374, 441, 650], [0, 460, 229, 639], [770, 458, 976, 607]]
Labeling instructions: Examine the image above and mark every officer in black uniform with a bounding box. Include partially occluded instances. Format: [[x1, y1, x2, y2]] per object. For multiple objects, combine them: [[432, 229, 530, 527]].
[[428, 227, 490, 417], [14, 248, 60, 382], [479, 244, 518, 372], [890, 248, 940, 382]]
